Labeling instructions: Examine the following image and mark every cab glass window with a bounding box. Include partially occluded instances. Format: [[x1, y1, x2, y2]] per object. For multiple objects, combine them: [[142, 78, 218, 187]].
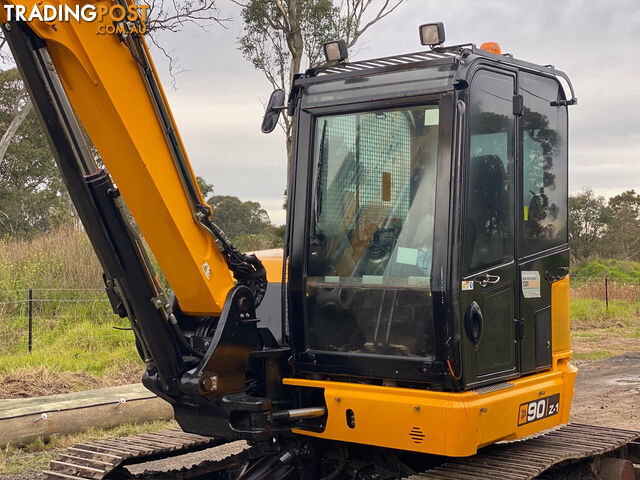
[[520, 73, 568, 255], [465, 70, 515, 273], [305, 104, 441, 357]]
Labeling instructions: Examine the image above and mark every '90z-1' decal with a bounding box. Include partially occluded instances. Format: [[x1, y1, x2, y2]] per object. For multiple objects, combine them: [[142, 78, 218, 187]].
[[518, 393, 560, 426]]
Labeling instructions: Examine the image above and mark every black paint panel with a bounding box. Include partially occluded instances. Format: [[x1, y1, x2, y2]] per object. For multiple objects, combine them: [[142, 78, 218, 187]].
[[535, 306, 551, 368]]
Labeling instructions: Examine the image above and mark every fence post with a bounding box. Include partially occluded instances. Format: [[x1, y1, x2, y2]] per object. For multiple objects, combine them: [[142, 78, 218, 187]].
[[604, 277, 609, 309], [28, 288, 32, 353]]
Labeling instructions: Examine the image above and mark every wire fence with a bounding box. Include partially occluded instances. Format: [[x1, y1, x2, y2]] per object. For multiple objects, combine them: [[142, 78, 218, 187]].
[[0, 278, 638, 356], [570, 277, 640, 306], [0, 288, 132, 357]]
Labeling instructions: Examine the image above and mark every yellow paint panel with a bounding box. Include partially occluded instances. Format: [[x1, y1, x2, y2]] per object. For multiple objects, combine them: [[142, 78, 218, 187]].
[[253, 249, 284, 283], [284, 362, 577, 457], [552, 276, 571, 353]]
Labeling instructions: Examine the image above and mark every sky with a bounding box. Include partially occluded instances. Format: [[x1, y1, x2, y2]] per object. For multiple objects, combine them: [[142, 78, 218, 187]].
[[151, 0, 640, 225]]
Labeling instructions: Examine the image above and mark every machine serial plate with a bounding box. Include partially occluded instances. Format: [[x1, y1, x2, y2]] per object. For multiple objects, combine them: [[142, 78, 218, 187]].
[[517, 393, 560, 426]]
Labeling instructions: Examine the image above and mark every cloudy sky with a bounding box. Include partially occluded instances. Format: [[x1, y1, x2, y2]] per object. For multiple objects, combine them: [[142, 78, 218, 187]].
[[151, 0, 640, 225]]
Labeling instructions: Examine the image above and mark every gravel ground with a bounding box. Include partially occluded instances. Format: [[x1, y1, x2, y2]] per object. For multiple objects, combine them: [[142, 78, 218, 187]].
[[570, 351, 640, 430]]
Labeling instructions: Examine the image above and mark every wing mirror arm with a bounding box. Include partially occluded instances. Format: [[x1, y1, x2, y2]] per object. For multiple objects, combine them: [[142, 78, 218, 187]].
[[261, 89, 286, 134]]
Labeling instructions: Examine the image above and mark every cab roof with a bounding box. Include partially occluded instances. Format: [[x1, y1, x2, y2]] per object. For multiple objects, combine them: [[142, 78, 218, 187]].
[[298, 44, 576, 106]]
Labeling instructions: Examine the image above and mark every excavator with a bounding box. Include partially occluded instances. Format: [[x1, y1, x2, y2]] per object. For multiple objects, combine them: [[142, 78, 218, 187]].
[[2, 0, 639, 477]]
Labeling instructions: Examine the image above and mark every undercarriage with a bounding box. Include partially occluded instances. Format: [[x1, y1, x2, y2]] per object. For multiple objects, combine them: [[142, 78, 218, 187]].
[[44, 424, 640, 480]]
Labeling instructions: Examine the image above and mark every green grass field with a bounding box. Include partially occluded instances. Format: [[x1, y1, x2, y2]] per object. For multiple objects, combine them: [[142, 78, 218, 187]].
[[570, 298, 640, 360], [0, 227, 143, 395]]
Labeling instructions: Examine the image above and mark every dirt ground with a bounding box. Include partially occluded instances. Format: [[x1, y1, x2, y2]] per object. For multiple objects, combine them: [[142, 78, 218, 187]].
[[0, 367, 141, 399], [570, 351, 640, 430]]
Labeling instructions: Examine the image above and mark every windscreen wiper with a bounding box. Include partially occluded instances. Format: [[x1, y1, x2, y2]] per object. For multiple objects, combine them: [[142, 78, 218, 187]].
[[314, 120, 327, 231]]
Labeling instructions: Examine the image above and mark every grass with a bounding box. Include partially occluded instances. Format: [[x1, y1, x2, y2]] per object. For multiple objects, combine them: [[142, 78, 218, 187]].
[[572, 350, 613, 361], [0, 314, 140, 375], [0, 226, 102, 293], [572, 259, 640, 281], [0, 419, 177, 476], [0, 284, 143, 392], [0, 226, 146, 396], [570, 297, 640, 360], [570, 298, 640, 329]]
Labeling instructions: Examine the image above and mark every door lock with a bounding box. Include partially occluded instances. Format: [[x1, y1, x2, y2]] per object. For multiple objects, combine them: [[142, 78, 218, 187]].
[[475, 273, 500, 287]]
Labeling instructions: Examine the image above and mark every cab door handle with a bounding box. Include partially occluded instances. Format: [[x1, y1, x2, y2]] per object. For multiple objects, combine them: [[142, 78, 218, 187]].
[[475, 273, 500, 287]]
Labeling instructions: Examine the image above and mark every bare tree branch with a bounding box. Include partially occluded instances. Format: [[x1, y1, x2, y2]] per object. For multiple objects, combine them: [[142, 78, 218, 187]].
[[141, 0, 231, 82], [346, 0, 403, 47], [272, 0, 291, 31], [145, 0, 230, 33], [0, 90, 32, 163], [146, 34, 185, 88]]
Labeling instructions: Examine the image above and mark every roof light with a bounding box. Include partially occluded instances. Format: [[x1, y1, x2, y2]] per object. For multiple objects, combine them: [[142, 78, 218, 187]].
[[480, 42, 501, 55], [419, 22, 445, 47], [323, 40, 348, 63]]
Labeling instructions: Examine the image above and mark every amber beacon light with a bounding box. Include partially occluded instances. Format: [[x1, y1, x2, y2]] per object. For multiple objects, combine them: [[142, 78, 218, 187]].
[[480, 41, 502, 54]]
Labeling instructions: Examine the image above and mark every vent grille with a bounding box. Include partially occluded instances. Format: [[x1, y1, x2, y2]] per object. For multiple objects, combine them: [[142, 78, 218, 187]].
[[472, 382, 515, 395], [409, 427, 425, 444]]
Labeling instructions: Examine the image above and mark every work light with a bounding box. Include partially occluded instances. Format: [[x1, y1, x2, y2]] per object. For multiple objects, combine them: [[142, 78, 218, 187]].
[[419, 22, 445, 47], [323, 39, 349, 63]]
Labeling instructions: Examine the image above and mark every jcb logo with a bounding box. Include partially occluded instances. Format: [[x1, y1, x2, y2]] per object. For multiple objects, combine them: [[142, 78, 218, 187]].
[[517, 393, 560, 426]]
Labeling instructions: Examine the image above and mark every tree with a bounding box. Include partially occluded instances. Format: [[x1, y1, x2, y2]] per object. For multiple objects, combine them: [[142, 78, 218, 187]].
[[208, 194, 272, 238], [0, 69, 70, 237], [237, 0, 405, 178], [568, 189, 610, 263], [208, 194, 282, 250], [603, 190, 640, 261], [197, 176, 214, 198], [0, 0, 228, 237]]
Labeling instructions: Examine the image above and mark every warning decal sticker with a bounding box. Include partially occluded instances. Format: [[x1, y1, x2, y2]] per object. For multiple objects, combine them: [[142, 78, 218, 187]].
[[521, 271, 541, 298]]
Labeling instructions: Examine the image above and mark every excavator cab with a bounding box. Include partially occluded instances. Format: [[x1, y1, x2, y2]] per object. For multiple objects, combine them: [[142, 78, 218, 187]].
[[275, 29, 577, 455]]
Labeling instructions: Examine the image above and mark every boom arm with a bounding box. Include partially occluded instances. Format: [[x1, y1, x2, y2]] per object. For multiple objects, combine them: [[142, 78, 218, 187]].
[[1, 0, 283, 442], [0, 0, 259, 316]]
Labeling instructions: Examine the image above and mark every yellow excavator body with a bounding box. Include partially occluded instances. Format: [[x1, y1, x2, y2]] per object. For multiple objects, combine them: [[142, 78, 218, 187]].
[[3, 1, 602, 476]]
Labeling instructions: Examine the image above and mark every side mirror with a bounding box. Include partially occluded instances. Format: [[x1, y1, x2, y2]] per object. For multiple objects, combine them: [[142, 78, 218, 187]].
[[261, 89, 286, 134]]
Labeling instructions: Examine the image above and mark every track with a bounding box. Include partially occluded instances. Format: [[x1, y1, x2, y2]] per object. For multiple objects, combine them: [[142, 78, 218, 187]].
[[42, 429, 250, 480], [408, 424, 640, 479], [43, 424, 640, 480]]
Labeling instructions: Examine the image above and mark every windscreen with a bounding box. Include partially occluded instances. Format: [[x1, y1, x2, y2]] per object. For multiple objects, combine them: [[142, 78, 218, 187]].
[[305, 104, 440, 358]]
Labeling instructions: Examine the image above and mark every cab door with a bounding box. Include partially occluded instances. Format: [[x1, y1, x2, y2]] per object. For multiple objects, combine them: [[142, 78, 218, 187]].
[[460, 69, 519, 387], [517, 72, 570, 373]]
